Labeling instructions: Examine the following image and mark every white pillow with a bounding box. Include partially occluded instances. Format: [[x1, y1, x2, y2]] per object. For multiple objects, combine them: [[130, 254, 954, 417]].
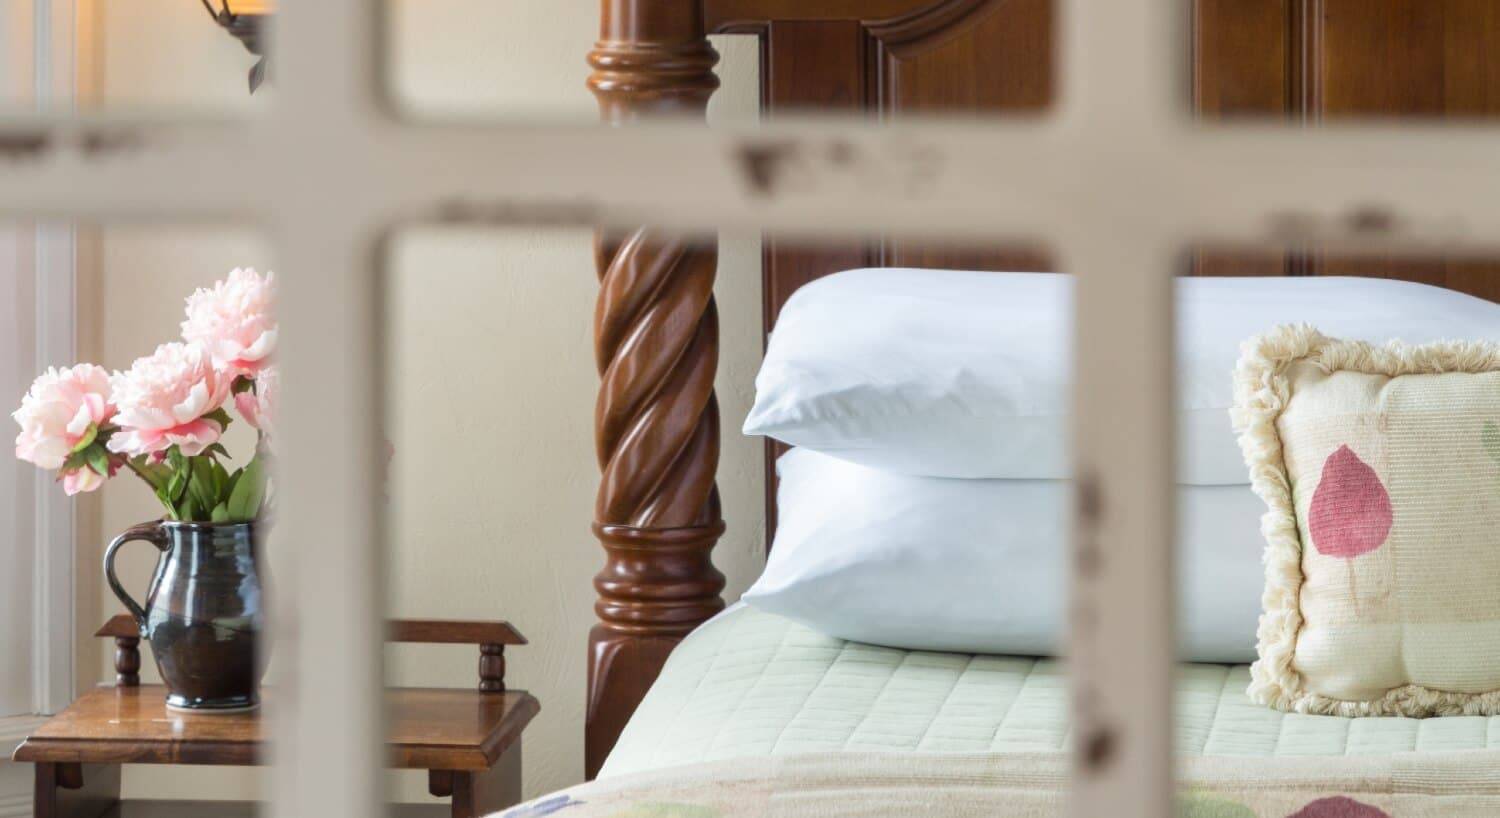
[[743, 448, 1271, 662], [743, 269, 1500, 484]]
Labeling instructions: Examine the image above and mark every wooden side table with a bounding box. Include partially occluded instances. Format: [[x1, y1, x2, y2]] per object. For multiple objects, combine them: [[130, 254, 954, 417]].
[[13, 617, 539, 818]]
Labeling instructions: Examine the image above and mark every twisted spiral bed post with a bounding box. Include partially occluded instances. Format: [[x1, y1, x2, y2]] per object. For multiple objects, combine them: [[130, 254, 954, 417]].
[[586, 0, 725, 779]]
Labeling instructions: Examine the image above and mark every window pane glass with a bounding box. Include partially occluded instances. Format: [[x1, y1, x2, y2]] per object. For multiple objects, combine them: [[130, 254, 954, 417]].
[[0, 0, 268, 117], [5, 218, 273, 814], [380, 225, 1089, 813], [1192, 0, 1500, 121], [1174, 244, 1500, 816], [382, 0, 1058, 123]]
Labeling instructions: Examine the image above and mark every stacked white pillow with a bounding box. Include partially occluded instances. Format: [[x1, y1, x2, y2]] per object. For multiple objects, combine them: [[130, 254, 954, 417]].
[[739, 268, 1500, 662]]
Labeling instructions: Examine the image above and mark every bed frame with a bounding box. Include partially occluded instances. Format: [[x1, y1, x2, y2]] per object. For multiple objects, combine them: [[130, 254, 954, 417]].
[[584, 0, 1500, 777]]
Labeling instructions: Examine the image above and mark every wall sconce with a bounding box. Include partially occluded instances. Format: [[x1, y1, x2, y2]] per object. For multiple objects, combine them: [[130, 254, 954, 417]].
[[198, 0, 273, 93]]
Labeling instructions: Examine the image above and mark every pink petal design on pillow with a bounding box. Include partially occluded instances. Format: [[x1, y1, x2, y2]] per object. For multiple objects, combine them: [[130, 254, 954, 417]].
[[1308, 445, 1393, 559], [1286, 795, 1390, 818]]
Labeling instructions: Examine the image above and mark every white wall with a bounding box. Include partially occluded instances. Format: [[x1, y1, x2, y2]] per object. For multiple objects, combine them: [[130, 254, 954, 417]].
[[81, 0, 763, 805]]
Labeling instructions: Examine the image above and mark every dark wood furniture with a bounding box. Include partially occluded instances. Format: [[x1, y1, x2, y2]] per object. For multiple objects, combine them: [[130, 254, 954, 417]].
[[14, 619, 538, 818], [585, 0, 1500, 778], [97, 615, 524, 694]]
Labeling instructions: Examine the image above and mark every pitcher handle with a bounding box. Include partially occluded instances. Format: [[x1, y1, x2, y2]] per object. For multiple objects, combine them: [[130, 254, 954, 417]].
[[105, 521, 169, 633]]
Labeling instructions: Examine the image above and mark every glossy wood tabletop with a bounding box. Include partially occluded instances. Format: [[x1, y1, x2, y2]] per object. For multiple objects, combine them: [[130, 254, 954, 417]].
[[388, 688, 538, 770], [14, 685, 539, 771]]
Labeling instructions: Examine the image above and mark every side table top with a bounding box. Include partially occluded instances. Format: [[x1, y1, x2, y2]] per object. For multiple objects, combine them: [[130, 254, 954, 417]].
[[13, 685, 539, 771]]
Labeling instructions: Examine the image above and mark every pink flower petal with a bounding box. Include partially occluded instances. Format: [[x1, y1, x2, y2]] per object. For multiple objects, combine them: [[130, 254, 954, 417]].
[[62, 467, 105, 495], [1309, 445, 1394, 559], [1287, 795, 1390, 818], [181, 268, 277, 374], [233, 367, 278, 443], [106, 343, 229, 458], [12, 363, 116, 471], [242, 328, 277, 361], [163, 418, 224, 456], [65, 403, 94, 438], [171, 380, 211, 424]]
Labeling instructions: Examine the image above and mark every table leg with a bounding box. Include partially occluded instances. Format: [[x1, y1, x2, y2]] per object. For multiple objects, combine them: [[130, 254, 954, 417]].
[[442, 745, 522, 818], [33, 762, 120, 818]]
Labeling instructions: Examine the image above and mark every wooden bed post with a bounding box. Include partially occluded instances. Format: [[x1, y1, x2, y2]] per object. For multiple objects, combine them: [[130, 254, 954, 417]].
[[585, 0, 726, 780]]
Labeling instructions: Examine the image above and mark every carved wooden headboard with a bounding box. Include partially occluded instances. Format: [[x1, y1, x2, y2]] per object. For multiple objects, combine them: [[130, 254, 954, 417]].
[[585, 0, 1500, 777]]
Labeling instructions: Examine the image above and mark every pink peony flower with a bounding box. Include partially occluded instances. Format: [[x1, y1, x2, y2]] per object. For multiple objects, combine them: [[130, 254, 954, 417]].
[[180, 268, 278, 375], [13, 364, 116, 470], [234, 366, 278, 441], [108, 343, 232, 458], [61, 462, 113, 495]]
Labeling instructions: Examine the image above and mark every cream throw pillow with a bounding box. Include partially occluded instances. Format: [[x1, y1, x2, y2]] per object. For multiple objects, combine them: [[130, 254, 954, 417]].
[[1233, 324, 1500, 717]]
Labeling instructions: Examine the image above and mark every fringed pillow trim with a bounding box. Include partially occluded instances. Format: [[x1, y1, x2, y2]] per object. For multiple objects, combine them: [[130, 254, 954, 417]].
[[1231, 324, 1500, 717]]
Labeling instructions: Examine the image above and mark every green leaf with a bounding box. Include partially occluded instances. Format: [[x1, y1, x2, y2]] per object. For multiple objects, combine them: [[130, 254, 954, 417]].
[[204, 442, 232, 461], [190, 455, 212, 489], [62, 448, 90, 472], [203, 407, 233, 432], [174, 488, 194, 521], [232, 375, 256, 396], [131, 455, 173, 489], [226, 456, 266, 522], [70, 423, 98, 453], [166, 468, 188, 504], [224, 467, 244, 501], [87, 447, 111, 477], [211, 459, 231, 496], [1484, 421, 1500, 466], [156, 486, 180, 521], [210, 501, 231, 523], [187, 457, 219, 518]]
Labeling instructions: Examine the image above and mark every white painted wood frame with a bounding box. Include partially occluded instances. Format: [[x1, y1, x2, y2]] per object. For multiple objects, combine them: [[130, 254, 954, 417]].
[[0, 236, 76, 725], [0, 1, 1496, 817], [1, 0, 80, 736], [1, 9, 79, 818]]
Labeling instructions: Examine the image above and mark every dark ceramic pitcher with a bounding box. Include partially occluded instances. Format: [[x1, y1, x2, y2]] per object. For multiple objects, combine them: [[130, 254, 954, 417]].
[[105, 520, 266, 712]]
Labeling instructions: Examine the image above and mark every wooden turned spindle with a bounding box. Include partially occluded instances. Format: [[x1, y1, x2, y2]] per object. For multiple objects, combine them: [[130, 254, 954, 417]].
[[114, 635, 141, 687], [586, 2, 718, 123], [478, 644, 506, 693], [585, 0, 726, 781]]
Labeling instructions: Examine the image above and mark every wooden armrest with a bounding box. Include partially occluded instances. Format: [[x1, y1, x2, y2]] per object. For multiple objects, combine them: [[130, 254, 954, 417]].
[[98, 614, 525, 693], [96, 615, 138, 639], [100, 614, 526, 645], [388, 619, 527, 646], [96, 616, 143, 688]]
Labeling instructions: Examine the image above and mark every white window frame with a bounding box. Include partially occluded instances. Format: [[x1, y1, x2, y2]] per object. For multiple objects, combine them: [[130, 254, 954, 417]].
[[28, 229, 78, 719], [1, 0, 79, 746], [0, 237, 76, 724], [1, 1, 1498, 816]]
